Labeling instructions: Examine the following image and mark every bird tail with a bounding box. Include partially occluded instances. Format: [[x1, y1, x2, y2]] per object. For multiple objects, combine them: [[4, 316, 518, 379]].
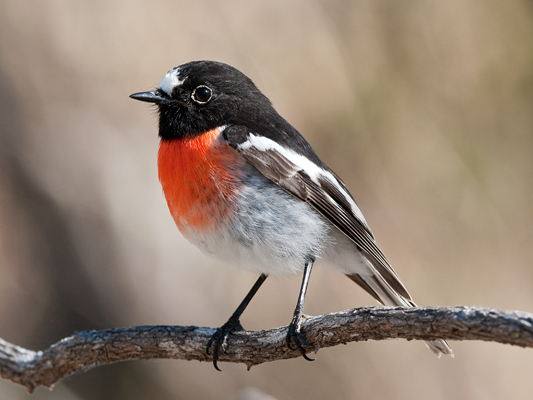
[[347, 263, 453, 358]]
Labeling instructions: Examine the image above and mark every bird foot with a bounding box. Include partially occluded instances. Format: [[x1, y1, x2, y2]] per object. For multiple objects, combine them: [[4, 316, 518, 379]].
[[206, 317, 244, 371], [286, 313, 314, 361]]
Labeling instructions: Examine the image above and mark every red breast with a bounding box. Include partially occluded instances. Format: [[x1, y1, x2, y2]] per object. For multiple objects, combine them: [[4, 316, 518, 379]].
[[157, 128, 245, 233]]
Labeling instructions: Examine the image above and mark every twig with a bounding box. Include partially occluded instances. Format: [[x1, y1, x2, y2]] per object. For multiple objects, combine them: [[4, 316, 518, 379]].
[[1, 306, 532, 392]]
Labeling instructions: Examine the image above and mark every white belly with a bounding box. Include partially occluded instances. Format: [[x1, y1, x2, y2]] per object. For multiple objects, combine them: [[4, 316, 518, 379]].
[[181, 167, 331, 276]]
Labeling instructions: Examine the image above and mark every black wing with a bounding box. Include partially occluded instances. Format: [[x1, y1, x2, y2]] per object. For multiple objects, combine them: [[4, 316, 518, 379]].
[[223, 125, 411, 300]]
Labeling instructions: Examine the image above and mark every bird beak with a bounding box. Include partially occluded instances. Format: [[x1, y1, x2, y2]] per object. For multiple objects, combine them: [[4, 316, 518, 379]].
[[130, 89, 188, 107], [130, 89, 169, 104]]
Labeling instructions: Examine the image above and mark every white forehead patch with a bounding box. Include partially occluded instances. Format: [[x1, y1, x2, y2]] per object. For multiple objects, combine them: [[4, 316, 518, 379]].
[[159, 68, 186, 95]]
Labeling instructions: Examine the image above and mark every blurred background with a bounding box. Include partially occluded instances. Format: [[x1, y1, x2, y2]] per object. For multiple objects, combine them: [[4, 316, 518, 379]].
[[1, 1, 532, 399]]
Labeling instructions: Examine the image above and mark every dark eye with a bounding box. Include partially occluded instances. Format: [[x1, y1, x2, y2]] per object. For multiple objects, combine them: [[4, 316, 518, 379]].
[[192, 85, 212, 103]]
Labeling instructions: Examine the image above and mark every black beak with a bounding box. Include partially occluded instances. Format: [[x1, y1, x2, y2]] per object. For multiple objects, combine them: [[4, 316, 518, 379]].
[[130, 89, 187, 107], [130, 89, 169, 104]]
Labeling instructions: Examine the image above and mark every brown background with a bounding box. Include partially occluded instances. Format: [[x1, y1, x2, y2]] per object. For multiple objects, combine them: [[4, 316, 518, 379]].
[[1, 1, 532, 399]]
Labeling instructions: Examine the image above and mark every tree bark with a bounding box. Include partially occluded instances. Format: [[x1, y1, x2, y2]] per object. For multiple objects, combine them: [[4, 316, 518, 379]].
[[1, 306, 532, 393]]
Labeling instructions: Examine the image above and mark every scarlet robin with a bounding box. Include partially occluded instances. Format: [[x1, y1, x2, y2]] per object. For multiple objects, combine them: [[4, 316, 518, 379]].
[[130, 60, 453, 369]]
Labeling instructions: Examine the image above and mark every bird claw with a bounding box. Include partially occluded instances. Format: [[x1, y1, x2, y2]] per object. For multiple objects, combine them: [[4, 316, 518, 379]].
[[206, 317, 244, 371], [286, 315, 314, 361]]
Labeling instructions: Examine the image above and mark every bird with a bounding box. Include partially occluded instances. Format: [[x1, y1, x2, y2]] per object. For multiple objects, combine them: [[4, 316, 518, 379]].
[[130, 60, 453, 369]]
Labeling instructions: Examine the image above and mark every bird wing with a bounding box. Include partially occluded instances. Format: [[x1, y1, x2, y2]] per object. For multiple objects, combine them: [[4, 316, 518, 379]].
[[223, 125, 412, 301]]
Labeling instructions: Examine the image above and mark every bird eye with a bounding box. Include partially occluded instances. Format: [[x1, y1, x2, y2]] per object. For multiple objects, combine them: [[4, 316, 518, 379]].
[[192, 85, 212, 104]]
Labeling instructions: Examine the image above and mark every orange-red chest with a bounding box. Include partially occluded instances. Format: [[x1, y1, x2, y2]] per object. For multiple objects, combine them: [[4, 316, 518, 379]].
[[157, 128, 245, 233]]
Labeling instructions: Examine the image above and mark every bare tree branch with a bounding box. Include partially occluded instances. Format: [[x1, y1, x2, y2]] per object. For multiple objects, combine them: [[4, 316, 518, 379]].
[[1, 306, 532, 392]]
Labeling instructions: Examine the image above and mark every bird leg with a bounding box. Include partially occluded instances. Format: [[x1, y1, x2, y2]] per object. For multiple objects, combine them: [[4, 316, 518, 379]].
[[207, 273, 268, 370], [286, 257, 315, 361]]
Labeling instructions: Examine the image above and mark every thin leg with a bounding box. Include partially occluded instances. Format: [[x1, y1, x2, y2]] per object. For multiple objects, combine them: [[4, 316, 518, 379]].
[[207, 273, 268, 370], [286, 257, 315, 361]]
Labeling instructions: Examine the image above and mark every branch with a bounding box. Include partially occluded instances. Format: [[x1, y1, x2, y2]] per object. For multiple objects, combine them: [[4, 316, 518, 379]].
[[2, 306, 532, 392]]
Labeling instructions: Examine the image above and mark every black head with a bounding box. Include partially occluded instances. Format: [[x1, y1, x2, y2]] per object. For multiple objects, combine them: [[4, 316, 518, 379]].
[[130, 61, 276, 140]]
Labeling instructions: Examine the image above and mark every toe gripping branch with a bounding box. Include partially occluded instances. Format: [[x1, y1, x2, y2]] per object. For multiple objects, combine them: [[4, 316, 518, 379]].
[[206, 315, 244, 371]]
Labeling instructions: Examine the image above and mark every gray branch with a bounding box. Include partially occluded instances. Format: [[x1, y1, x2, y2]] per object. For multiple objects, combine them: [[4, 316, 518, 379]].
[[2, 306, 533, 392]]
